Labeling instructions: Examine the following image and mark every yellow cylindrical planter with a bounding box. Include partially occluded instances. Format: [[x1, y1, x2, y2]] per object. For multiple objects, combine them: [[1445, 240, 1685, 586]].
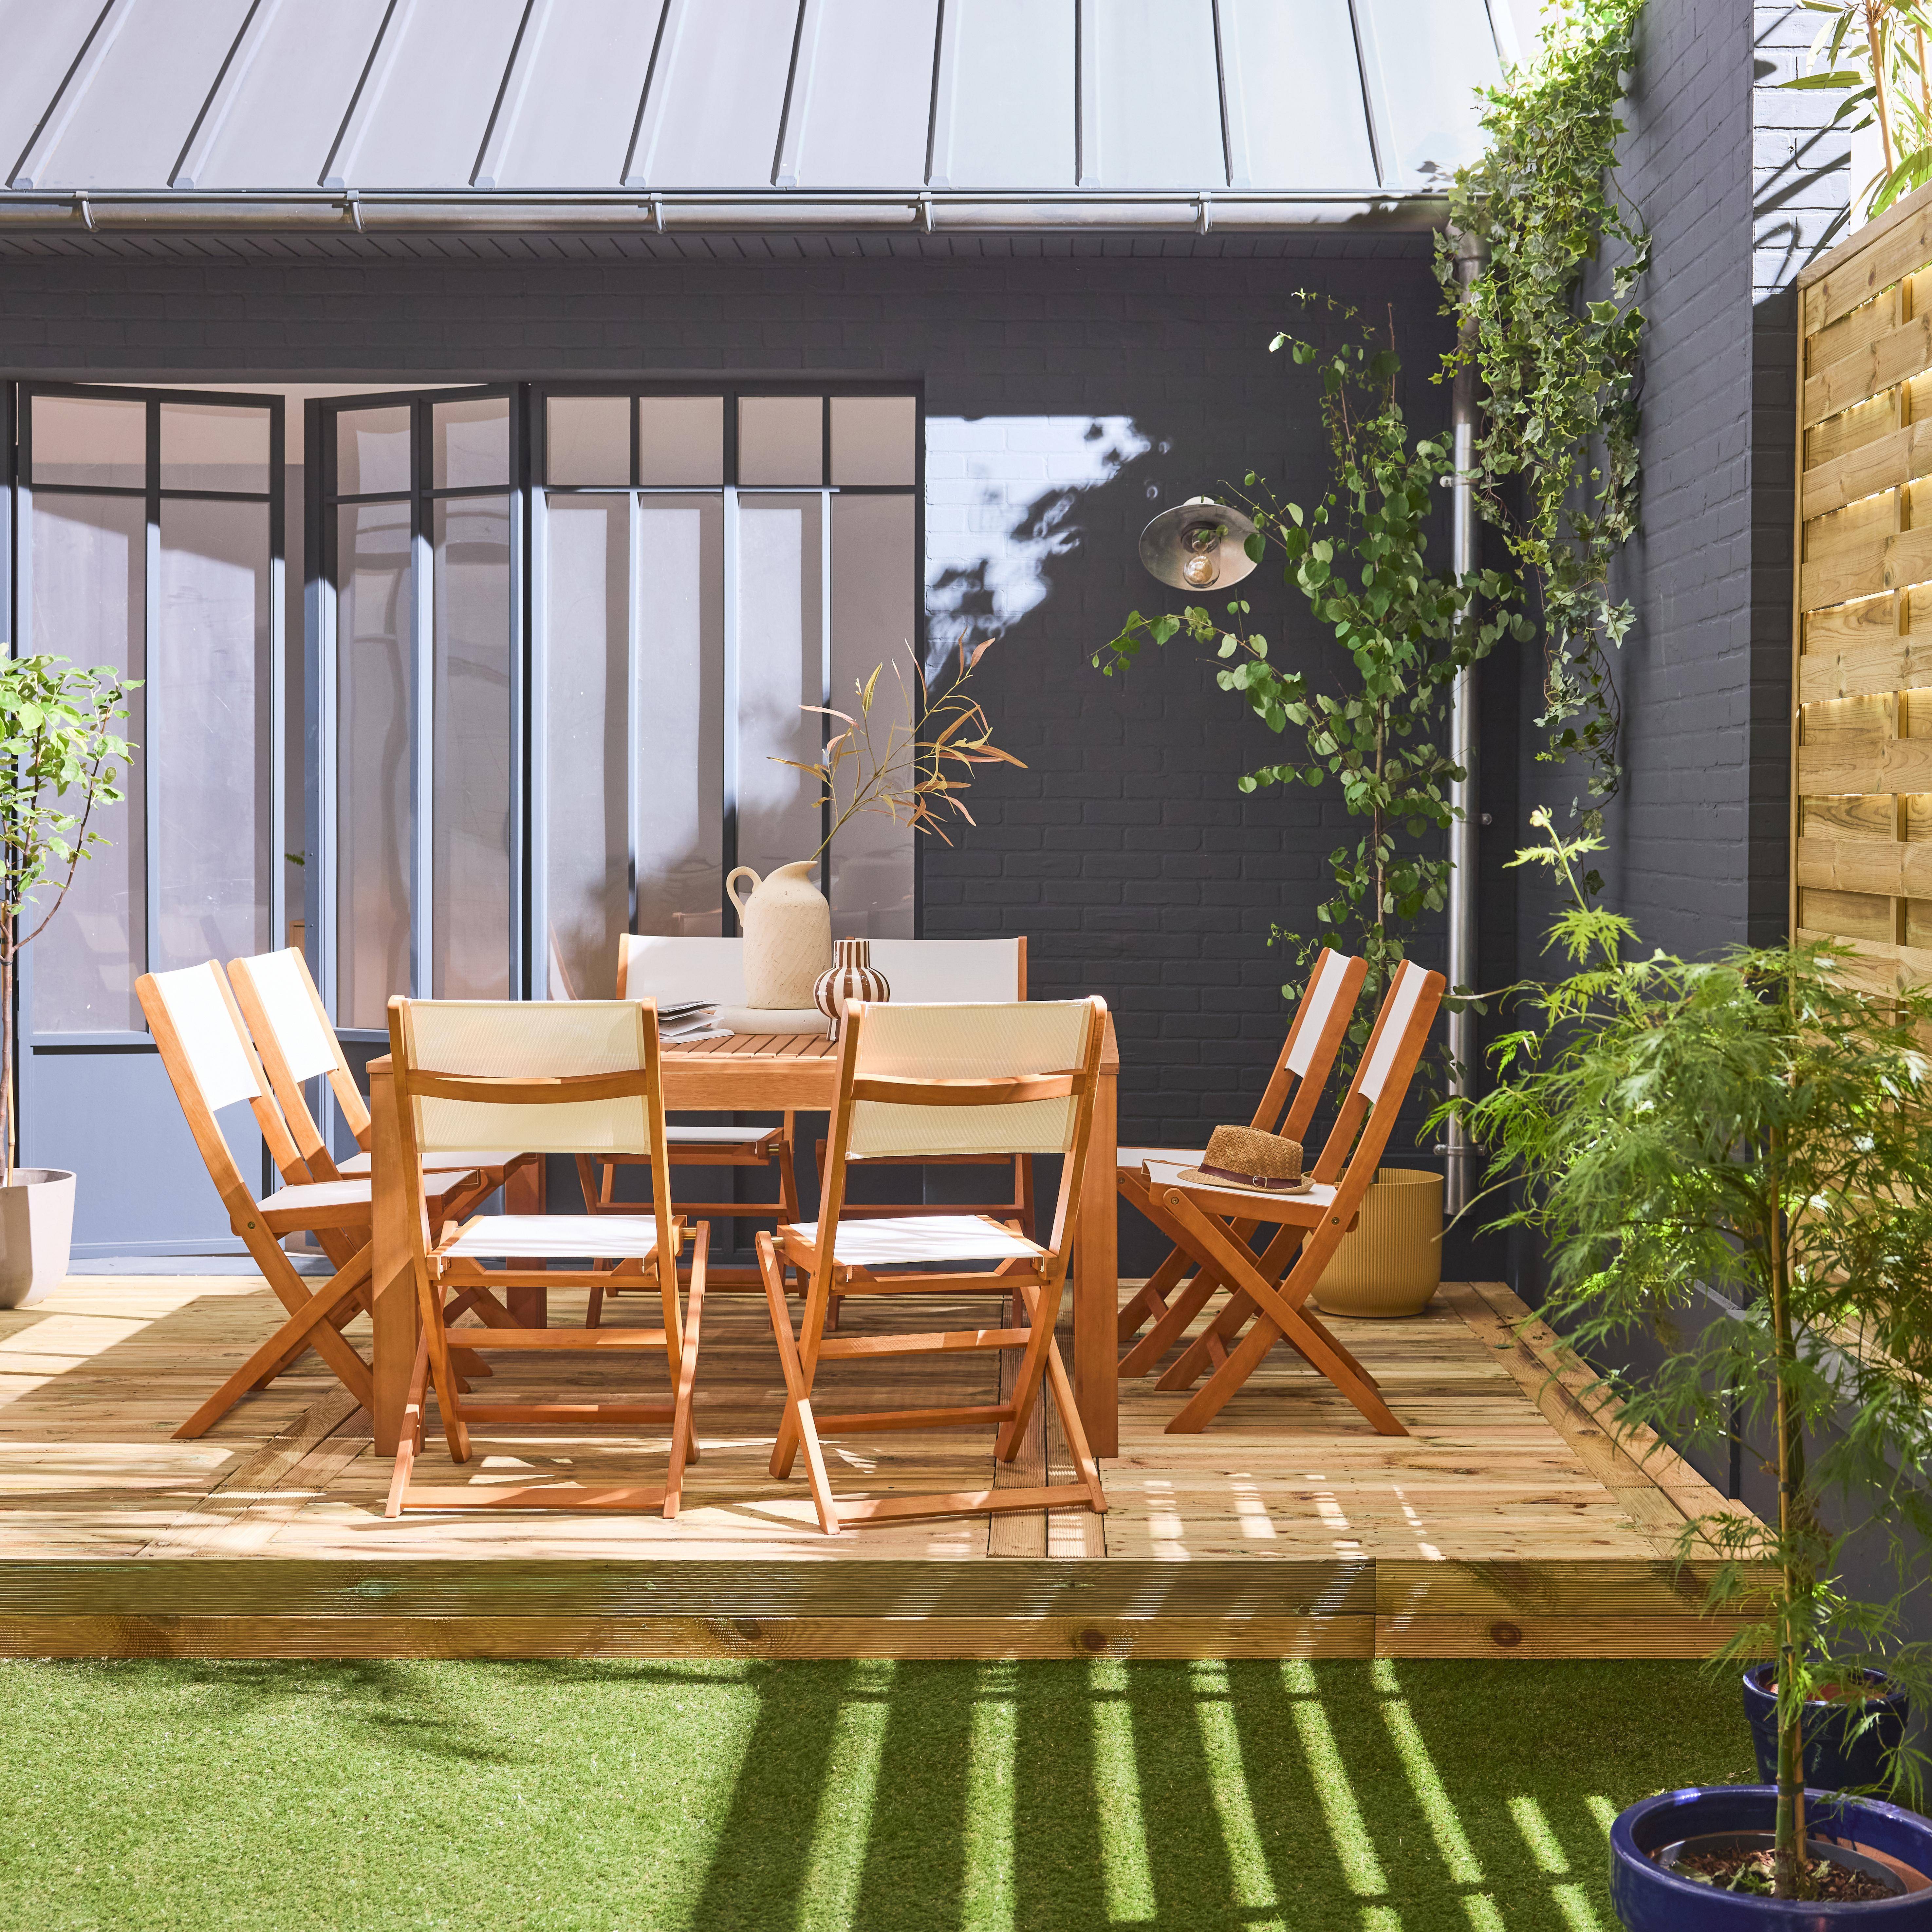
[[1310, 1167, 1444, 1318]]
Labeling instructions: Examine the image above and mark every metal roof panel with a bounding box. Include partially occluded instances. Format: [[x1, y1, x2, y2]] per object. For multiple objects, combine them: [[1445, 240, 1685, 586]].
[[939, 0, 1075, 190], [489, 0, 665, 189], [0, 0, 111, 190], [1223, 0, 1379, 191], [634, 0, 801, 189], [1087, 0, 1226, 191], [790, 0, 939, 189], [1356, 0, 1503, 186]]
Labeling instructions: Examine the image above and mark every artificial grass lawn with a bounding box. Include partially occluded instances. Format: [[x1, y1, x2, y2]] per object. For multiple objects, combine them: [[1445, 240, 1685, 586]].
[[0, 1656, 1751, 1932]]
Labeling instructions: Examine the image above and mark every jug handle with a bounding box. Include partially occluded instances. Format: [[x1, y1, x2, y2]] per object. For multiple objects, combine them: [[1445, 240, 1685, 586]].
[[725, 866, 761, 919]]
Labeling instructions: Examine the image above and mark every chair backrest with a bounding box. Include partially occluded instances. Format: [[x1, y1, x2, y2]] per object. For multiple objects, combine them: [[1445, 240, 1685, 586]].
[[818, 997, 1107, 1288], [616, 934, 746, 1007], [1308, 959, 1446, 1199], [387, 997, 678, 1265], [228, 947, 371, 1178], [867, 938, 1025, 1003], [1249, 947, 1369, 1145], [138, 962, 300, 1216]]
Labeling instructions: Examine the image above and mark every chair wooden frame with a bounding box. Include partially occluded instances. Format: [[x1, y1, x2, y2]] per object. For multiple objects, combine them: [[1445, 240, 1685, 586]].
[[1115, 947, 1367, 1377], [136, 963, 486, 1439], [382, 995, 708, 1520], [1115, 960, 1444, 1437], [757, 996, 1109, 1536]]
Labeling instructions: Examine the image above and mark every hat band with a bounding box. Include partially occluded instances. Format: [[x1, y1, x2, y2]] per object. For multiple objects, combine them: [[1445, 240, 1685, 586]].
[[1198, 1161, 1301, 1192]]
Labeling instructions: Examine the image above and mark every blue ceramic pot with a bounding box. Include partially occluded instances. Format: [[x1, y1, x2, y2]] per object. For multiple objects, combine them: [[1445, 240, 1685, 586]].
[[1743, 1667, 1910, 1794], [1611, 1787, 1932, 1928]]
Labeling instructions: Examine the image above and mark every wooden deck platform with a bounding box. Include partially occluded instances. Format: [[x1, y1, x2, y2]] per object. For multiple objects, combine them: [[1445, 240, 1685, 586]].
[[0, 1274, 1758, 1660]]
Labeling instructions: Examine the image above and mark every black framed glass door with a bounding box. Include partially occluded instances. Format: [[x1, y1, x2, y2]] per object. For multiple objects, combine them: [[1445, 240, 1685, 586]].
[[15, 384, 284, 1255]]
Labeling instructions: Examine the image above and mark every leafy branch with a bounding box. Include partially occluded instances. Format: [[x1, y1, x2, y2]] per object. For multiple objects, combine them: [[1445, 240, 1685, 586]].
[[1098, 297, 1527, 1054], [1789, 1, 1932, 218], [778, 643, 1024, 861]]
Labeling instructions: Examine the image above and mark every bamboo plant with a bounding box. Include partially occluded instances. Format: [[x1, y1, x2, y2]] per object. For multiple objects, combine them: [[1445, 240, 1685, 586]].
[[1439, 812, 1932, 1900], [0, 654, 134, 1186], [1789, 1, 1932, 218]]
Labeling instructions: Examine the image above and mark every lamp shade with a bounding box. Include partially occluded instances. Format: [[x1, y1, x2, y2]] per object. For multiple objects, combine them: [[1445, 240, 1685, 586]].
[[1137, 496, 1259, 592]]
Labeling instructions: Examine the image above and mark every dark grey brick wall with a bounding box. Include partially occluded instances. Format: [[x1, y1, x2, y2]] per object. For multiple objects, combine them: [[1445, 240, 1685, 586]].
[[0, 247, 1479, 1269]]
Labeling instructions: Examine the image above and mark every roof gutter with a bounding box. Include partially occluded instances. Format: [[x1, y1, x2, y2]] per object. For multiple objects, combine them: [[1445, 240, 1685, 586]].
[[0, 185, 1450, 236]]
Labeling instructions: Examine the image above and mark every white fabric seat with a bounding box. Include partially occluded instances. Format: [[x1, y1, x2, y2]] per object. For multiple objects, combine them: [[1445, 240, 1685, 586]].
[[783, 1212, 1046, 1269], [1119, 1144, 1204, 1169], [333, 1147, 519, 1177], [442, 1214, 668, 1261], [1141, 1157, 1338, 1215]]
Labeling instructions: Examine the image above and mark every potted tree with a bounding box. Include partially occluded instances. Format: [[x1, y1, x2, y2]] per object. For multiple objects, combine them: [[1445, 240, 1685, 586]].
[[1443, 812, 1932, 1918], [0, 654, 134, 1308], [1099, 299, 1526, 1315]]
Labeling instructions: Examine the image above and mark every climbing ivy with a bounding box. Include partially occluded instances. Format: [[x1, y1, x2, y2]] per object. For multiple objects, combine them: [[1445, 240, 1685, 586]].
[[1438, 0, 1648, 878]]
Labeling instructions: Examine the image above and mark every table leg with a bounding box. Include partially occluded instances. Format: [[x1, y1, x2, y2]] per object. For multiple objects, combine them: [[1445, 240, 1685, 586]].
[[369, 1061, 417, 1457], [506, 1156, 548, 1327], [1073, 1061, 1119, 1458]]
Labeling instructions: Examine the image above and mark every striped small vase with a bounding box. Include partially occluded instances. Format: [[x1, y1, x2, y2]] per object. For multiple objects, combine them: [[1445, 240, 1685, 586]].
[[813, 938, 891, 1043]]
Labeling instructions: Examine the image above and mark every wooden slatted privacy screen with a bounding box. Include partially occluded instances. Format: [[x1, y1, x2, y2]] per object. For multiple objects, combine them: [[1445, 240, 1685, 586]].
[[1795, 186, 1932, 994]]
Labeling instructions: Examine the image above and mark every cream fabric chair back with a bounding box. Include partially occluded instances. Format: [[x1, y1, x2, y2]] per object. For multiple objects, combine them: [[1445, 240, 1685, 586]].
[[232, 948, 340, 1082], [1358, 960, 1432, 1105], [845, 999, 1097, 1160], [617, 935, 747, 1007], [1286, 947, 1352, 1078], [146, 963, 265, 1115], [867, 939, 1023, 1003], [392, 999, 664, 1157]]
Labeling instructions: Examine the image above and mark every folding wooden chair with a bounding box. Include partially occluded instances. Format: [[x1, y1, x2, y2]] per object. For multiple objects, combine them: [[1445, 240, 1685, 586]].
[[382, 995, 708, 1520], [567, 936, 798, 1288], [757, 996, 1109, 1536], [227, 947, 522, 1192], [136, 962, 487, 1439], [1114, 946, 1367, 1377], [1117, 958, 1445, 1437]]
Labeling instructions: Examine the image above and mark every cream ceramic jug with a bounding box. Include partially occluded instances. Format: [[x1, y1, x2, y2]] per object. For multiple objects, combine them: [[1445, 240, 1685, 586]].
[[726, 859, 833, 1009]]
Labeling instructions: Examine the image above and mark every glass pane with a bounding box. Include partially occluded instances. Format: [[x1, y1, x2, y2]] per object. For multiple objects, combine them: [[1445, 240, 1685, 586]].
[[543, 494, 629, 994], [737, 396, 822, 487], [154, 499, 270, 974], [28, 495, 145, 1032], [828, 495, 916, 938], [31, 394, 145, 489], [547, 396, 629, 487], [636, 494, 725, 936], [433, 396, 510, 491], [336, 406, 411, 497], [638, 396, 723, 487], [432, 496, 513, 998], [830, 396, 917, 486], [159, 403, 271, 494], [337, 501, 413, 1029], [736, 494, 823, 897]]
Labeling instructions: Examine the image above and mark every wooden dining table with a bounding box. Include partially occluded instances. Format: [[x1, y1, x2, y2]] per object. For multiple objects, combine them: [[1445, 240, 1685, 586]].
[[365, 1014, 1122, 1461]]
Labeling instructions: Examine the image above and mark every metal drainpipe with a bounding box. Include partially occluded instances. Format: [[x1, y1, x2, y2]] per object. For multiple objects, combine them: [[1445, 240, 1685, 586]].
[[1444, 231, 1484, 1219]]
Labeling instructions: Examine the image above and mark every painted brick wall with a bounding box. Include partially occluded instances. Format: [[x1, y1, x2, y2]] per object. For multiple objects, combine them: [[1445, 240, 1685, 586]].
[[0, 247, 1486, 1268]]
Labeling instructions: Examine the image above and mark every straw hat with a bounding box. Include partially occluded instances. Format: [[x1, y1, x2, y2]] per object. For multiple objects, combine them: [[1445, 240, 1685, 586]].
[[1176, 1125, 1309, 1194]]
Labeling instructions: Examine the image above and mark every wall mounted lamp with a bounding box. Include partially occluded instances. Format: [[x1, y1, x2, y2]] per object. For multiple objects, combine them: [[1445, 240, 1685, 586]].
[[1137, 495, 1259, 591]]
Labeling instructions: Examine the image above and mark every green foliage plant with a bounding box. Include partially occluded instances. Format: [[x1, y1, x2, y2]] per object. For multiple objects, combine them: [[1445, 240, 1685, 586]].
[[1788, 2, 1932, 219], [1096, 300, 1525, 1049], [1440, 810, 1932, 1899], [1437, 0, 1648, 874], [0, 655, 134, 1186]]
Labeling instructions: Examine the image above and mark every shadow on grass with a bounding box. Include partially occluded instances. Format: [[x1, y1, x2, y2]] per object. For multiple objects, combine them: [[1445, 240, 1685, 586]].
[[0, 1656, 1755, 1932]]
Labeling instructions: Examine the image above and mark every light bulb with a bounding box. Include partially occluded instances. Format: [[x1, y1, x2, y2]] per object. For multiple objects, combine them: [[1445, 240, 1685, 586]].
[[1181, 547, 1220, 588]]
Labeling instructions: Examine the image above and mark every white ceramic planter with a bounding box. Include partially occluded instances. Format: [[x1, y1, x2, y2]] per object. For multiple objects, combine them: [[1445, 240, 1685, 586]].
[[0, 1168, 76, 1309], [1310, 1166, 1443, 1318], [726, 860, 833, 1009]]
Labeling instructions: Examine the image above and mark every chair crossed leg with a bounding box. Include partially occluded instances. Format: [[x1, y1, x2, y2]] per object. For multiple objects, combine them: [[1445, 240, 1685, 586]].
[[1131, 1185, 1404, 1437], [756, 1231, 1105, 1536]]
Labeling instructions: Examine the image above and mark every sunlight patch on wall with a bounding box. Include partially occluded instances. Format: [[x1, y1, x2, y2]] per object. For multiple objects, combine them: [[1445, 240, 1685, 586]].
[[923, 415, 1151, 677]]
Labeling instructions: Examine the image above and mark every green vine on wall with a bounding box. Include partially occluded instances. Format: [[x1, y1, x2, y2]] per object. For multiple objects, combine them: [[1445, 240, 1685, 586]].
[[1438, 0, 1648, 881]]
